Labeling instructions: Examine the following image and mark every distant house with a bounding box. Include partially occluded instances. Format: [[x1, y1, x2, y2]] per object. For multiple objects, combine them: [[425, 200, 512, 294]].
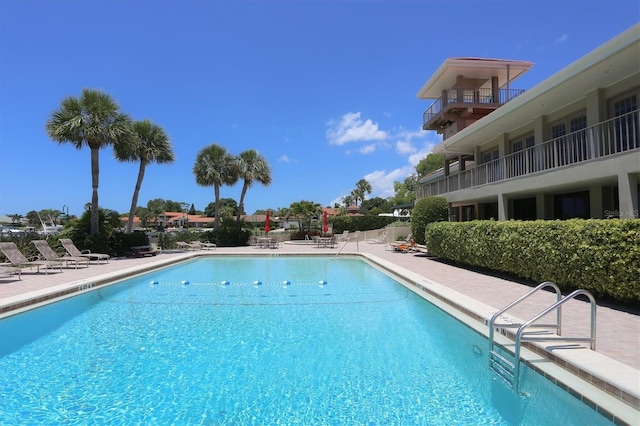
[[415, 24, 639, 221], [121, 211, 215, 229]]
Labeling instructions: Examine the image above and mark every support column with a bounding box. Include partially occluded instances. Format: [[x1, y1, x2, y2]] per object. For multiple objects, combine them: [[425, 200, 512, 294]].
[[618, 172, 639, 218], [589, 185, 604, 219], [498, 193, 508, 221]]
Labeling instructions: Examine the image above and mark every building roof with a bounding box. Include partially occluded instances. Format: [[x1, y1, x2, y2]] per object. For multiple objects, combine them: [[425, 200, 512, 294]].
[[416, 57, 534, 99]]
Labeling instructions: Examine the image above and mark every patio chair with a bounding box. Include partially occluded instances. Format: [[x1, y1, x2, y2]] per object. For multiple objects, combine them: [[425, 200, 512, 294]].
[[32, 240, 90, 269], [59, 239, 110, 264], [336, 230, 350, 242], [366, 230, 388, 244], [269, 236, 281, 249], [0, 265, 21, 280], [0, 242, 63, 274], [387, 234, 417, 253]]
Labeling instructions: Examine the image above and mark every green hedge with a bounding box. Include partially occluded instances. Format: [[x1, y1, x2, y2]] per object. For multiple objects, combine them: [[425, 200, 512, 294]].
[[411, 196, 449, 245], [424, 219, 640, 304], [331, 215, 396, 234]]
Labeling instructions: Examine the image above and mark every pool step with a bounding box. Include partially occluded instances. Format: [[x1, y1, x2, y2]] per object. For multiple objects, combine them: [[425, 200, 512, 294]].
[[489, 350, 515, 385]]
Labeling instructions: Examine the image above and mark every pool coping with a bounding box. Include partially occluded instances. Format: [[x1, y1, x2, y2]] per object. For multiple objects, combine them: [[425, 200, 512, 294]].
[[1, 251, 638, 425]]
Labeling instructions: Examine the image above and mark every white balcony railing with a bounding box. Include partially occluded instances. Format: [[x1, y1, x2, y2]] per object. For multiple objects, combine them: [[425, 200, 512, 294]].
[[416, 110, 640, 198], [423, 87, 526, 125]]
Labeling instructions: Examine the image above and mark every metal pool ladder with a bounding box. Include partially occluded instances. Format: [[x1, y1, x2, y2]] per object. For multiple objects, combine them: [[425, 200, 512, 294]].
[[488, 281, 597, 390]]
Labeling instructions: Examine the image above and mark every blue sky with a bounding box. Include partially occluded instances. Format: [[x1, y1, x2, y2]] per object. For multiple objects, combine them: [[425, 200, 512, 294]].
[[1, 1, 638, 217]]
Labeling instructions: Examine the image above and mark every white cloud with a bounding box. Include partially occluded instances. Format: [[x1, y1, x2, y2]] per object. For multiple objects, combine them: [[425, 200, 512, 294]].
[[278, 155, 295, 163], [364, 166, 415, 199], [554, 34, 568, 44], [326, 112, 388, 145], [360, 144, 377, 154], [395, 141, 415, 155]]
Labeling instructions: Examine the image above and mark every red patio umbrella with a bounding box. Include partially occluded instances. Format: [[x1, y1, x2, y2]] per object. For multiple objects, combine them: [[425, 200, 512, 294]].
[[264, 210, 270, 233], [322, 210, 328, 233]]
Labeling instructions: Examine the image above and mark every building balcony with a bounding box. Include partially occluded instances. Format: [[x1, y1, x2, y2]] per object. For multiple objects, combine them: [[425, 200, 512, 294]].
[[422, 87, 526, 131], [416, 110, 640, 198]]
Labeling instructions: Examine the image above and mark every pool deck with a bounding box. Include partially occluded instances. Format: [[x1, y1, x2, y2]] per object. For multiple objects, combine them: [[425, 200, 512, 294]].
[[1, 240, 639, 423]]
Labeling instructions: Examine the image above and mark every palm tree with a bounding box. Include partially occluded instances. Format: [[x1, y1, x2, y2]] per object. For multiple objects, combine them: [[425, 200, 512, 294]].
[[193, 144, 238, 230], [46, 89, 131, 235], [353, 178, 373, 206], [114, 119, 174, 233], [235, 149, 272, 226]]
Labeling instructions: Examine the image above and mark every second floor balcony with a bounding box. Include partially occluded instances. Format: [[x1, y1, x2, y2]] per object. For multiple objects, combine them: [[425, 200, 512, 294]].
[[423, 87, 526, 131], [416, 110, 640, 198]]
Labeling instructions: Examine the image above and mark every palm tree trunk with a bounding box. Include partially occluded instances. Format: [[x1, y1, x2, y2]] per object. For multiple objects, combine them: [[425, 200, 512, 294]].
[[214, 184, 221, 230], [126, 161, 146, 233], [236, 183, 249, 226], [90, 148, 100, 235]]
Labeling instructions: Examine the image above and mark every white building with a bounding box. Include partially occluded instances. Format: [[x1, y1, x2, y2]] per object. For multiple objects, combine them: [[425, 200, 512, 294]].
[[416, 24, 639, 221]]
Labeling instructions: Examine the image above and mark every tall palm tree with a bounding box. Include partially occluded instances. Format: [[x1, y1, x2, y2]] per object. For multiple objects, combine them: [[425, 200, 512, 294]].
[[235, 149, 272, 226], [353, 178, 373, 206], [193, 144, 238, 230], [114, 119, 175, 233], [46, 89, 131, 235]]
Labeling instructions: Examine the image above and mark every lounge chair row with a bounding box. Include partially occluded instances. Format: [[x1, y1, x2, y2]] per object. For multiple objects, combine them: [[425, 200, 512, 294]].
[[0, 239, 111, 279], [176, 241, 217, 251]]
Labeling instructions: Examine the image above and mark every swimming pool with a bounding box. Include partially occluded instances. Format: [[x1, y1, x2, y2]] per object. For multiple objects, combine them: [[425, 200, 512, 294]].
[[0, 256, 615, 424]]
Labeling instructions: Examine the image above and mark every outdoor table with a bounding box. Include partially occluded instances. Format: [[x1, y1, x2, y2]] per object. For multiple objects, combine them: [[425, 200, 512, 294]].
[[129, 245, 157, 257], [257, 237, 271, 248]]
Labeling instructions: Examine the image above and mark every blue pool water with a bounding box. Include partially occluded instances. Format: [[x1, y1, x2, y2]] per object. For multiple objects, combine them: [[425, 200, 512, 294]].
[[0, 256, 612, 425]]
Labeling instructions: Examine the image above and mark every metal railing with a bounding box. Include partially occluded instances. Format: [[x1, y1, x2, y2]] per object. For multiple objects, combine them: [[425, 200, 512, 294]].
[[423, 87, 526, 124], [512, 289, 597, 389], [488, 283, 597, 390], [416, 110, 640, 198]]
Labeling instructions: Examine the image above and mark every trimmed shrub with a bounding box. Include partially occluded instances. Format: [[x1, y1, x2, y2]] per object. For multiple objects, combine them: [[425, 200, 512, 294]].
[[425, 219, 640, 305], [331, 215, 396, 234], [411, 196, 449, 245]]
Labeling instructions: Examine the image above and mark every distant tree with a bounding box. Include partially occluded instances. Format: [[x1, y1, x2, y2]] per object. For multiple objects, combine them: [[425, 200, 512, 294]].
[[147, 198, 166, 222], [289, 200, 321, 232], [235, 149, 272, 227], [46, 88, 131, 235], [204, 199, 239, 218], [352, 179, 372, 206], [389, 174, 418, 206], [188, 204, 196, 215], [26, 211, 40, 226], [361, 196, 389, 213], [135, 207, 152, 229], [114, 119, 175, 233], [193, 144, 238, 230], [164, 200, 183, 212], [7, 214, 22, 224], [343, 194, 354, 208], [416, 153, 444, 177]]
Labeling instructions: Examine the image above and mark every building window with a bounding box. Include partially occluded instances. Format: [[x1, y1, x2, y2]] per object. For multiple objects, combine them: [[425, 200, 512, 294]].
[[611, 94, 638, 152], [551, 112, 587, 166], [461, 205, 475, 221], [509, 134, 534, 176], [482, 148, 500, 183], [570, 114, 588, 162], [553, 191, 590, 219], [481, 202, 498, 220], [513, 197, 537, 220]]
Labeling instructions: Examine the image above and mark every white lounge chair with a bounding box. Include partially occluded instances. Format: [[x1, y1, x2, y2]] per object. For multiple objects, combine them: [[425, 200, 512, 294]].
[[59, 239, 110, 264], [0, 265, 21, 280], [0, 242, 63, 274], [367, 230, 388, 244], [32, 240, 90, 269]]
